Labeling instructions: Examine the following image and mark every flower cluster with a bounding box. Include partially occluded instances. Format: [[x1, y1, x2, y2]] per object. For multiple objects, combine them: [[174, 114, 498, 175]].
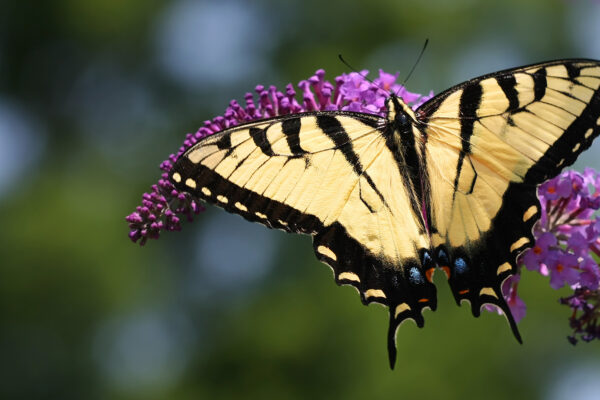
[[126, 69, 433, 244], [520, 169, 600, 343], [560, 288, 600, 344]]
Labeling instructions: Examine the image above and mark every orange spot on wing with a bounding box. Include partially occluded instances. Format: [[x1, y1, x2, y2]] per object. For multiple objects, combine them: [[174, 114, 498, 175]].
[[425, 268, 435, 282], [459, 289, 469, 295], [418, 298, 429, 303], [441, 266, 451, 279]]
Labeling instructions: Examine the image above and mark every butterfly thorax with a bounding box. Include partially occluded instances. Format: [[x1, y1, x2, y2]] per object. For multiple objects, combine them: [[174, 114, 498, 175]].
[[385, 95, 426, 167], [386, 95, 430, 233]]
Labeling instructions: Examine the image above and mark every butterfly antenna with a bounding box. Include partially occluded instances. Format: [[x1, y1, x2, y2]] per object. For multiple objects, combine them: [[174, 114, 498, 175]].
[[398, 38, 429, 89], [338, 54, 388, 97]]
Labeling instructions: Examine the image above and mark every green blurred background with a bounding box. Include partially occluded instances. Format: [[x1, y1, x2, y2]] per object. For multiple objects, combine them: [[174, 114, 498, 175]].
[[2, 0, 600, 399]]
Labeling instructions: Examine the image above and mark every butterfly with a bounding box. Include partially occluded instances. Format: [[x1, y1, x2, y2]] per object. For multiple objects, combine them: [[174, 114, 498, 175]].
[[169, 59, 600, 368]]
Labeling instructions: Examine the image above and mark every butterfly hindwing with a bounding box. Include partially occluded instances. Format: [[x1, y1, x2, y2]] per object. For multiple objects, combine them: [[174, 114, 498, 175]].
[[170, 111, 438, 365], [419, 59, 600, 329]]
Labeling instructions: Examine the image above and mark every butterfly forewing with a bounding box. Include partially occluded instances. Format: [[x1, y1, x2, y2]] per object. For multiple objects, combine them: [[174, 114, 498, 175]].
[[171, 111, 438, 352]]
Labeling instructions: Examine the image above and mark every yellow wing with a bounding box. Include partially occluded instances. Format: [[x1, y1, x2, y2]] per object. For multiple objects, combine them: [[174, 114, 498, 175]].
[[419, 59, 600, 334], [170, 111, 437, 349]]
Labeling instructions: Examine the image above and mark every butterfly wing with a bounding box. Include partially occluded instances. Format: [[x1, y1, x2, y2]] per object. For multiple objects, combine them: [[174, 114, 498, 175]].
[[418, 59, 600, 334], [170, 111, 437, 365]]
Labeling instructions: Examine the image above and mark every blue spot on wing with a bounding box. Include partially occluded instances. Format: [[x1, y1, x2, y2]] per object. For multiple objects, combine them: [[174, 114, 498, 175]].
[[423, 251, 432, 264], [454, 258, 468, 274], [437, 248, 449, 264], [409, 267, 424, 285]]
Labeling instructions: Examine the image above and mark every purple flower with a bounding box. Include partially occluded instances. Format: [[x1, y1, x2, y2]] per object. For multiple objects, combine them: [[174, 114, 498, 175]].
[[539, 174, 573, 200], [485, 274, 527, 323], [523, 170, 600, 282], [560, 288, 600, 344], [579, 258, 600, 289], [567, 231, 590, 255], [522, 232, 556, 274], [547, 253, 580, 289], [505, 275, 527, 322], [517, 169, 600, 344], [127, 69, 432, 244]]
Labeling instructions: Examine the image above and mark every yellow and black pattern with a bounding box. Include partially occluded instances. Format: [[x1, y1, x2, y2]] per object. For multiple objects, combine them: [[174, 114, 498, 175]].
[[171, 108, 438, 367], [419, 59, 600, 338], [170, 59, 600, 369]]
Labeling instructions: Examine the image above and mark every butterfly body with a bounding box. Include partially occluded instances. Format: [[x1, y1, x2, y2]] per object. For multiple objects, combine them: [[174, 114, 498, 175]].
[[170, 59, 600, 368]]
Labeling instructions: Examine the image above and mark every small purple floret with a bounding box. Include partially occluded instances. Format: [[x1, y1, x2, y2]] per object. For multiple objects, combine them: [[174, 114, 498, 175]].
[[560, 287, 600, 344], [485, 274, 527, 323]]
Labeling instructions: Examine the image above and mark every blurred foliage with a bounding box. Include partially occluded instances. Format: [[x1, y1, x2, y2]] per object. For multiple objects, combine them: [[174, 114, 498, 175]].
[[1, 0, 599, 399]]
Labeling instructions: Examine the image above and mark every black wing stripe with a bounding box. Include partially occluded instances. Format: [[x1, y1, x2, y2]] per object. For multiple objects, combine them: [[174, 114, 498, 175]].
[[281, 117, 306, 154], [250, 126, 275, 156], [496, 74, 520, 110], [458, 83, 482, 150], [316, 115, 389, 209], [317, 115, 364, 173], [566, 63, 581, 80], [532, 68, 547, 102], [453, 83, 482, 194], [215, 132, 232, 150]]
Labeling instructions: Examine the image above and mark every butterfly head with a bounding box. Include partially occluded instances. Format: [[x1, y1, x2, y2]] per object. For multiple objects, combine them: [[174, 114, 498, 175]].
[[386, 95, 417, 129]]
